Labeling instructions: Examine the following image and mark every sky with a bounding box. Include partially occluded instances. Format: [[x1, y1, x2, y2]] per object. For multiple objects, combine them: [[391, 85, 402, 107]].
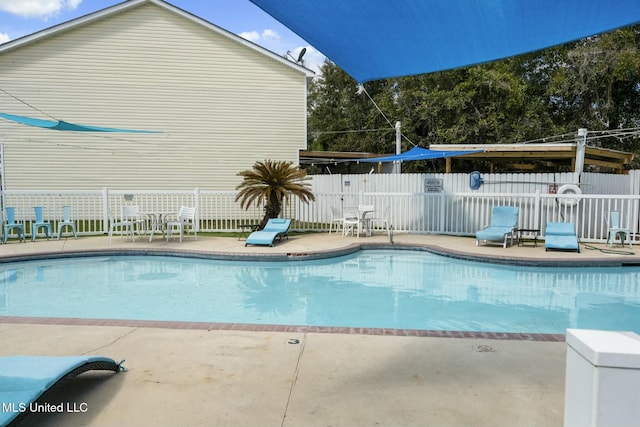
[[0, 0, 325, 74]]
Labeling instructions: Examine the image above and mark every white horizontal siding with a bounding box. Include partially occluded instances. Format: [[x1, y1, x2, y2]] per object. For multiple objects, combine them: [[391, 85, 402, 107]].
[[0, 2, 308, 190]]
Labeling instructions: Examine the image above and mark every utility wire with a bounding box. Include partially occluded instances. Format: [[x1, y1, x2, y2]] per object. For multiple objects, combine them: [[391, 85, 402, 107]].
[[314, 127, 393, 136], [359, 84, 418, 148], [0, 87, 59, 121]]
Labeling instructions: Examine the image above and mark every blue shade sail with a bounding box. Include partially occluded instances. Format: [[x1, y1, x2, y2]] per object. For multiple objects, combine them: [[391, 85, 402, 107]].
[[250, 0, 640, 82], [0, 112, 160, 133], [354, 146, 483, 163]]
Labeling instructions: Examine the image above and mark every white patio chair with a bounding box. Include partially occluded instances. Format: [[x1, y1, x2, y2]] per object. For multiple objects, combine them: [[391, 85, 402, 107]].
[[122, 205, 147, 237], [369, 206, 391, 238], [357, 204, 375, 237], [329, 205, 345, 234], [108, 207, 141, 243], [164, 206, 197, 242], [342, 207, 360, 237]]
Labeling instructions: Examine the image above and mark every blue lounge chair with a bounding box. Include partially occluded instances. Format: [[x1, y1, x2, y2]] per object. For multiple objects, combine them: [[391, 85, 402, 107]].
[[475, 206, 519, 248], [545, 222, 580, 252], [0, 355, 126, 427], [245, 218, 291, 247]]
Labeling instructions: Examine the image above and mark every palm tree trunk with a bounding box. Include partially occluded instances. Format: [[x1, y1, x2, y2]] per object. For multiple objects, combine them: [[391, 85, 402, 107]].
[[260, 192, 282, 229]]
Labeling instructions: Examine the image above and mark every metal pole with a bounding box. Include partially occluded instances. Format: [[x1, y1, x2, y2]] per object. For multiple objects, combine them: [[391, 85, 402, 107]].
[[395, 121, 401, 174], [575, 128, 587, 184]]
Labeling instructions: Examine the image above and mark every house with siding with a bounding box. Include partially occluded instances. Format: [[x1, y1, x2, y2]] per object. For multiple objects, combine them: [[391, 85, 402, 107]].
[[0, 0, 313, 191]]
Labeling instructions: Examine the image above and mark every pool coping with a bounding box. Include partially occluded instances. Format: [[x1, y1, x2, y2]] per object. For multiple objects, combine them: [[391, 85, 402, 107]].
[[1, 240, 639, 267], [0, 316, 566, 342]]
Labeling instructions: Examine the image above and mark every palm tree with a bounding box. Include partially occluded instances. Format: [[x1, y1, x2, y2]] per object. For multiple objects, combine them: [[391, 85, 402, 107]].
[[235, 160, 315, 229]]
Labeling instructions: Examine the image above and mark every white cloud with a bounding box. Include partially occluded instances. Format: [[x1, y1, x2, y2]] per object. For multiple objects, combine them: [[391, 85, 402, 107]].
[[0, 0, 82, 19], [239, 30, 260, 43], [0, 33, 9, 44], [261, 29, 280, 41], [239, 29, 281, 44]]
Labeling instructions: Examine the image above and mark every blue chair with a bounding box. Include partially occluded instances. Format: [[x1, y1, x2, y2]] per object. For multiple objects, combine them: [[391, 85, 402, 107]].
[[606, 211, 631, 248], [32, 206, 53, 241], [57, 205, 78, 239], [245, 218, 291, 247], [545, 222, 580, 252], [3, 207, 25, 243], [0, 355, 125, 427], [475, 206, 519, 248]]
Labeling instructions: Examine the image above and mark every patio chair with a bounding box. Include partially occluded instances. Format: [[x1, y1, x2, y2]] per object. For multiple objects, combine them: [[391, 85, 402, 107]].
[[245, 218, 291, 247], [3, 207, 26, 243], [369, 206, 391, 238], [31, 206, 54, 241], [343, 205, 376, 238], [329, 205, 345, 234], [475, 206, 519, 248], [164, 206, 197, 242], [545, 222, 580, 252], [342, 207, 361, 237], [122, 205, 147, 236], [0, 355, 125, 427], [108, 208, 136, 243], [57, 205, 78, 239], [606, 210, 632, 248]]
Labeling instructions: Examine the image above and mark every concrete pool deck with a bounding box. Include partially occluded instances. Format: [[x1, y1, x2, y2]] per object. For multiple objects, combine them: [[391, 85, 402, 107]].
[[0, 232, 637, 426]]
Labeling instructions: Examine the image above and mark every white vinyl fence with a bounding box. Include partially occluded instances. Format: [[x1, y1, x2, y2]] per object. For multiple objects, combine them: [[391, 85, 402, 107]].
[[2, 171, 640, 242]]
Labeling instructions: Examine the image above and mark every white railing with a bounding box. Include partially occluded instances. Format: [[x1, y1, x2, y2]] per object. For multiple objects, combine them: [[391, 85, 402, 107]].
[[2, 187, 639, 242], [295, 190, 640, 242]]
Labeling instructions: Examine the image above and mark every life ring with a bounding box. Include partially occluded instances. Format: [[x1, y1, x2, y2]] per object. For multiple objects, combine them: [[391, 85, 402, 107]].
[[557, 184, 582, 206]]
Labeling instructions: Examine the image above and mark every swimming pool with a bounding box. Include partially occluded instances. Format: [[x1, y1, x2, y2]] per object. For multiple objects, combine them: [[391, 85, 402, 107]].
[[1, 250, 639, 335]]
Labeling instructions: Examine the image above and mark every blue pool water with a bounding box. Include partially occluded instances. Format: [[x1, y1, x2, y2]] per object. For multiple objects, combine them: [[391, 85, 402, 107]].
[[1, 250, 640, 334]]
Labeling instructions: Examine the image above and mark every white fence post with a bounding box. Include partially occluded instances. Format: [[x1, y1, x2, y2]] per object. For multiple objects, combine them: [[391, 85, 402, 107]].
[[102, 187, 109, 234], [534, 190, 541, 229], [194, 187, 200, 232]]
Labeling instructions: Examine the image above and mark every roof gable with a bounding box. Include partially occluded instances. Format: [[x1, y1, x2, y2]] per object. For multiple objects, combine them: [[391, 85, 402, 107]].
[[0, 0, 313, 79]]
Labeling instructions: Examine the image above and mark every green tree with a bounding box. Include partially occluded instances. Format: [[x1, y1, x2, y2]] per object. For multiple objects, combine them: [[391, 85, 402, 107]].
[[307, 25, 640, 172], [235, 160, 315, 229], [308, 59, 397, 154], [547, 26, 640, 154]]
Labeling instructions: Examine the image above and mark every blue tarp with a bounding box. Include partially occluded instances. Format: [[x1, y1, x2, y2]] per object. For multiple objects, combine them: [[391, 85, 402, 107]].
[[250, 0, 640, 82], [0, 112, 159, 133], [355, 146, 482, 163]]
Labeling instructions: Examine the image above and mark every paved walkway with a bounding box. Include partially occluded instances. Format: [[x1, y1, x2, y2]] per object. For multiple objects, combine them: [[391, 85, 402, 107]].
[[1, 232, 636, 426]]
